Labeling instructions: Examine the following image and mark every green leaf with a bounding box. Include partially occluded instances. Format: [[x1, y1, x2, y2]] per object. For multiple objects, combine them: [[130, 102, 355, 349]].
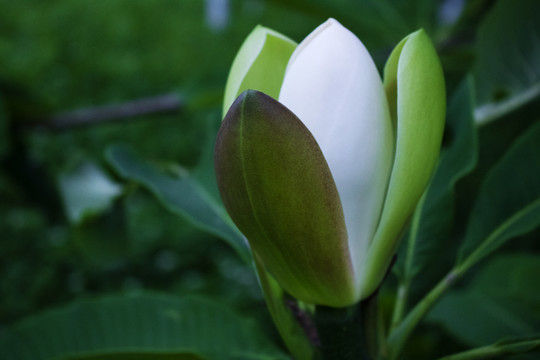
[[396, 77, 478, 280], [58, 161, 123, 224], [429, 254, 540, 347], [474, 0, 540, 124], [215, 90, 356, 307], [222, 25, 296, 117], [362, 29, 446, 297], [438, 337, 540, 360], [0, 293, 288, 360], [457, 122, 540, 270], [105, 144, 251, 263], [472, 255, 540, 307]]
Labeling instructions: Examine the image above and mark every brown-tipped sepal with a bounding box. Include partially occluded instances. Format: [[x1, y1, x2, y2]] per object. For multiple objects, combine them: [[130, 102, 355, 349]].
[[215, 90, 357, 307]]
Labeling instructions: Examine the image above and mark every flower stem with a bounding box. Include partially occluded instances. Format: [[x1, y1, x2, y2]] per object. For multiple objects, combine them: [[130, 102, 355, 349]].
[[390, 281, 408, 330], [385, 267, 463, 360], [390, 192, 426, 330], [314, 294, 380, 360]]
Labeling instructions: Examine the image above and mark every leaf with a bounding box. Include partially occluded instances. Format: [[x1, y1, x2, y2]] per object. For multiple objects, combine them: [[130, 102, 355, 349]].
[[472, 255, 540, 307], [395, 77, 477, 280], [105, 144, 251, 263], [457, 121, 540, 270], [0, 293, 289, 360], [58, 161, 123, 224], [438, 337, 540, 360], [474, 0, 540, 124], [429, 254, 540, 347]]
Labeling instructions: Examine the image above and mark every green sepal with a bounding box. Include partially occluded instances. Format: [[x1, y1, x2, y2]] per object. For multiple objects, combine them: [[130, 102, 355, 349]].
[[215, 90, 356, 307], [222, 25, 297, 117], [254, 255, 316, 360], [361, 29, 446, 297]]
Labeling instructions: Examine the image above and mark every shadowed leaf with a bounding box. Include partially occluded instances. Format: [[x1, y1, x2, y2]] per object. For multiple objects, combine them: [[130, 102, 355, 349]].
[[0, 293, 288, 360], [106, 144, 250, 263]]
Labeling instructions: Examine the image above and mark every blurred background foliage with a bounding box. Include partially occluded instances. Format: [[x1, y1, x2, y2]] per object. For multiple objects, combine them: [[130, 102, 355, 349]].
[[0, 0, 539, 359]]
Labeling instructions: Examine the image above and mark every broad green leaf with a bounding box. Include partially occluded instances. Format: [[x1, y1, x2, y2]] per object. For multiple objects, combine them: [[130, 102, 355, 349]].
[[472, 255, 540, 314], [0, 293, 288, 360], [429, 254, 540, 346], [215, 90, 356, 307], [64, 355, 202, 360], [58, 161, 122, 224], [395, 77, 477, 280], [362, 29, 446, 297], [474, 0, 540, 124], [222, 25, 296, 117], [105, 144, 251, 263], [457, 122, 540, 269]]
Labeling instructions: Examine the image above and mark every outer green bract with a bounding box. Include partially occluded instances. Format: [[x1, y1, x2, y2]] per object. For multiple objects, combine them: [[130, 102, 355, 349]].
[[222, 25, 296, 117], [215, 19, 445, 306]]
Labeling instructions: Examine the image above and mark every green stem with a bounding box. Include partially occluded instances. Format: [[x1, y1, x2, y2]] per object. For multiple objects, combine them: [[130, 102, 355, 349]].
[[390, 192, 426, 330], [436, 339, 540, 360], [385, 267, 463, 360], [390, 282, 408, 331], [314, 294, 380, 360], [315, 305, 367, 360]]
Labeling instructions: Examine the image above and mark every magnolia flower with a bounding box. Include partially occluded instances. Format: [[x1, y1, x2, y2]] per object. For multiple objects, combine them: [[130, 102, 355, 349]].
[[215, 19, 445, 307]]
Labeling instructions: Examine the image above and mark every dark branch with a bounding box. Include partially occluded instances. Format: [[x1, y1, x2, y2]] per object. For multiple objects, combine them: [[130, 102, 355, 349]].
[[21, 93, 183, 132]]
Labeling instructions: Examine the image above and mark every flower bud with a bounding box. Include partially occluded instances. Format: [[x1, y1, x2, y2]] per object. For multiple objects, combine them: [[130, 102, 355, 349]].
[[216, 90, 357, 307], [216, 19, 445, 306]]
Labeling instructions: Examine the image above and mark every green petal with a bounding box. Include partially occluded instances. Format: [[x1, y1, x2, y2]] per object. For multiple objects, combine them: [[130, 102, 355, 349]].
[[215, 90, 356, 307], [222, 26, 297, 117], [361, 29, 446, 297]]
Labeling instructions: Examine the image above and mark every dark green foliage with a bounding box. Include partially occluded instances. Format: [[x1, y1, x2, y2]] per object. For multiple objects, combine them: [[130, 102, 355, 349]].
[[0, 293, 288, 360], [430, 254, 540, 346]]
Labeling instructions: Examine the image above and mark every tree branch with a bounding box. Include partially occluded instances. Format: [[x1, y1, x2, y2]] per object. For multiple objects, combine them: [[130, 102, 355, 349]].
[[21, 93, 183, 132]]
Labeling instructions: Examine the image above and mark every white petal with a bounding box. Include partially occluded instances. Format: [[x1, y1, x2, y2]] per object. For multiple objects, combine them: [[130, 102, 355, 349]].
[[278, 18, 394, 296]]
